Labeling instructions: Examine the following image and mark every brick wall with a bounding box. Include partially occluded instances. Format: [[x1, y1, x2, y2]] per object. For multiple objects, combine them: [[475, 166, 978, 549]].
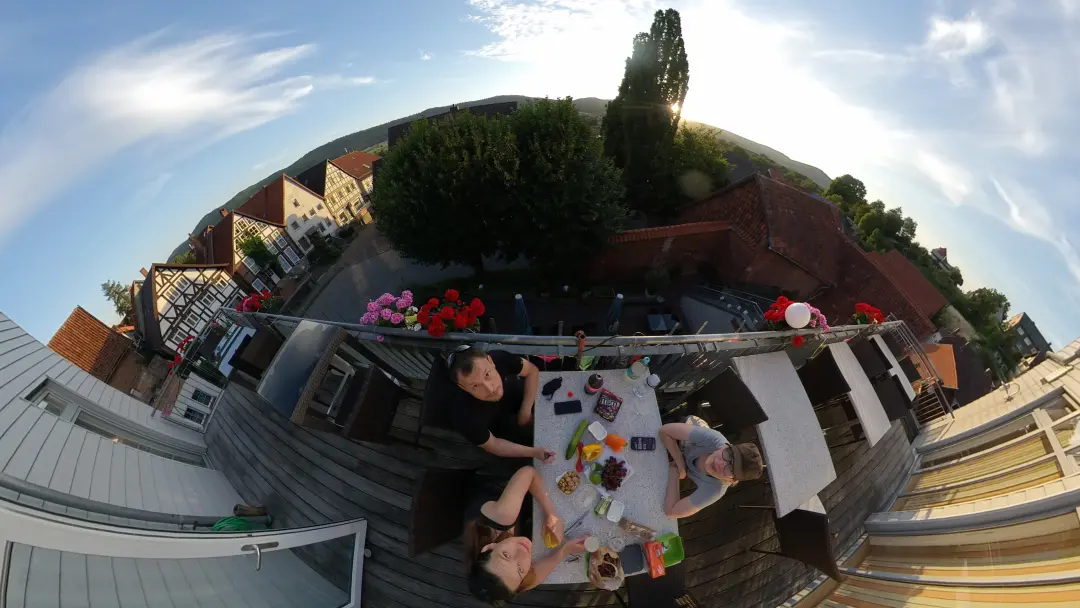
[[676, 178, 767, 248], [48, 307, 133, 382], [744, 251, 824, 299]]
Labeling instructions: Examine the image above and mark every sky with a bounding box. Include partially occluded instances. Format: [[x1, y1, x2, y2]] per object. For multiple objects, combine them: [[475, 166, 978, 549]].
[[1, 0, 1078, 350]]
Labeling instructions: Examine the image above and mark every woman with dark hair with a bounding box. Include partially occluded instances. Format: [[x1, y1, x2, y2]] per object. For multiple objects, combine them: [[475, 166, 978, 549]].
[[464, 466, 588, 605]]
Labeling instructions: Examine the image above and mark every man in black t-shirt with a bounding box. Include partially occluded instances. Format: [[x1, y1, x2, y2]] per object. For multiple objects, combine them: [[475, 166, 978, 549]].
[[444, 347, 555, 463]]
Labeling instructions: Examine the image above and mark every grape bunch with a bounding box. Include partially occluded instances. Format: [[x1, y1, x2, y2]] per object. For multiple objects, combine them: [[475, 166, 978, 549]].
[[601, 457, 628, 491]]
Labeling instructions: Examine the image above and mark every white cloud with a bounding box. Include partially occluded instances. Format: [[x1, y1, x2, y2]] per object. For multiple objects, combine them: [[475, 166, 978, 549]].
[[0, 32, 372, 245], [125, 172, 173, 211], [923, 14, 991, 61], [420, 50, 434, 60], [913, 151, 975, 205], [991, 177, 1080, 286]]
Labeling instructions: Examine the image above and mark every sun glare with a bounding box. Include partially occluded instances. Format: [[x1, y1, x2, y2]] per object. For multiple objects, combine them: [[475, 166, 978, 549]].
[[671, 103, 680, 113]]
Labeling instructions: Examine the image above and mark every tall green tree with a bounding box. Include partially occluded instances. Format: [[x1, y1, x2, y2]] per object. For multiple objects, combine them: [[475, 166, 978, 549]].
[[173, 250, 196, 264], [101, 280, 132, 319], [373, 112, 517, 274], [824, 174, 867, 215], [504, 98, 627, 280], [964, 287, 1010, 328], [374, 100, 626, 277], [670, 126, 731, 200], [602, 8, 689, 218]]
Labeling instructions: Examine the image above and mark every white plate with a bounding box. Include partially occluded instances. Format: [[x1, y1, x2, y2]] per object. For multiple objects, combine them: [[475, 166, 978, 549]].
[[589, 447, 634, 495]]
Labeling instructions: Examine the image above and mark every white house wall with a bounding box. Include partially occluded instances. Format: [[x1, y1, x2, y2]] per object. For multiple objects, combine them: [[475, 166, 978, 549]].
[[154, 268, 242, 354], [232, 215, 302, 289], [0, 313, 240, 517], [174, 373, 223, 429], [324, 162, 363, 224], [283, 178, 338, 250]]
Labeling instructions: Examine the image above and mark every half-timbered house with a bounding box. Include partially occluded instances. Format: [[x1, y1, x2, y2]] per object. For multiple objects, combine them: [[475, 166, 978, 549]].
[[296, 151, 379, 226], [194, 210, 304, 296], [237, 173, 338, 254], [130, 263, 243, 356]]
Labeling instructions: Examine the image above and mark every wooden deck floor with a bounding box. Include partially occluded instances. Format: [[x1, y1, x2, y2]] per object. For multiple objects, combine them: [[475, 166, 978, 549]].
[[204, 383, 914, 608]]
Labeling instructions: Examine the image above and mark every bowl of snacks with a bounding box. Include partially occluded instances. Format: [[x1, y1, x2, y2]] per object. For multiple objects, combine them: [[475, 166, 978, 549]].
[[557, 470, 581, 495]]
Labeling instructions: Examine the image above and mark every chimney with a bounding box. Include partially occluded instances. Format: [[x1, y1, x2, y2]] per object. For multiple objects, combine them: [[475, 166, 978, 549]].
[[139, 268, 149, 277], [219, 207, 229, 218]]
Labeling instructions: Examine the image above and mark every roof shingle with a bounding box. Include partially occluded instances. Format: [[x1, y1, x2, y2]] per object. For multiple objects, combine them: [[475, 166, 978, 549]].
[[870, 250, 948, 318], [48, 307, 131, 381], [331, 151, 381, 181]]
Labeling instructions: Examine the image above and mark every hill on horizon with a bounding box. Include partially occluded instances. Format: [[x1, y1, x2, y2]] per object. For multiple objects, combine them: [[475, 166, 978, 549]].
[[169, 95, 831, 260]]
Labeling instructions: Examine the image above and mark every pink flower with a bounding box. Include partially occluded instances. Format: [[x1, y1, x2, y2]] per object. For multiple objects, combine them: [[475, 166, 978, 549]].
[[377, 335, 385, 342], [395, 298, 409, 311], [360, 312, 377, 325], [366, 301, 380, 313], [390, 312, 405, 325], [380, 308, 393, 320], [377, 293, 396, 306], [401, 290, 413, 300]]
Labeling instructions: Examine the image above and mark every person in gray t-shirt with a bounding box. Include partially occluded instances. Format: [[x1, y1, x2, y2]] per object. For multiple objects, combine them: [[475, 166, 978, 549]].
[[658, 416, 764, 518]]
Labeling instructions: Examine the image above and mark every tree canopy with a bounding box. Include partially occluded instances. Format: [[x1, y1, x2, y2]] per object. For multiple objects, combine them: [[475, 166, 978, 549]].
[[602, 8, 689, 218], [670, 126, 731, 201], [173, 250, 196, 264], [374, 98, 626, 278], [101, 280, 132, 319]]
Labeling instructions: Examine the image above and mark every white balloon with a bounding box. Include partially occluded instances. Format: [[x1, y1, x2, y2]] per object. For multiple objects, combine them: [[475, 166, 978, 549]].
[[785, 302, 812, 329]]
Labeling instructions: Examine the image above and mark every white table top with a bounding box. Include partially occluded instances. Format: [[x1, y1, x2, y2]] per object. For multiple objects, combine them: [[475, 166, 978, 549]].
[[531, 370, 677, 585], [870, 335, 917, 402], [828, 343, 891, 447], [733, 352, 837, 518]]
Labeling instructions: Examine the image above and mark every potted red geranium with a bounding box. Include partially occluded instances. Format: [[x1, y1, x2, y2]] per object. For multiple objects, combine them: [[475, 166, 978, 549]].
[[415, 289, 485, 337], [852, 302, 885, 325]]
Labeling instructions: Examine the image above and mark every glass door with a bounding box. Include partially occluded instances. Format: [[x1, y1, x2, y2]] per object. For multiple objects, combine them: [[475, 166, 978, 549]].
[[0, 499, 366, 607]]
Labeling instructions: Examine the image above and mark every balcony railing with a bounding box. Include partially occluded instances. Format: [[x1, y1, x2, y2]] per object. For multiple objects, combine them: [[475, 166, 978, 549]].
[[214, 309, 953, 426]]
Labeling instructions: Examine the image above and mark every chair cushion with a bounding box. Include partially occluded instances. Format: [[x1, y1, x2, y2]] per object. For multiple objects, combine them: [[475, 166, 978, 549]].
[[688, 367, 768, 431], [797, 349, 851, 407], [409, 467, 477, 557], [421, 356, 458, 430]]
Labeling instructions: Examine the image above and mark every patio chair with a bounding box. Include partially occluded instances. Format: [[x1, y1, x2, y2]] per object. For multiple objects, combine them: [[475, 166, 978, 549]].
[[849, 337, 891, 381], [873, 373, 914, 421], [408, 467, 476, 557], [671, 367, 768, 433], [339, 367, 404, 444], [742, 499, 842, 581], [416, 356, 459, 442], [796, 348, 851, 410], [615, 562, 698, 608]]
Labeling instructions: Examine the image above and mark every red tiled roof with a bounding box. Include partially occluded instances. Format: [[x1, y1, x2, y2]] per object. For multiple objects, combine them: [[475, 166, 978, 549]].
[[757, 177, 843, 284], [816, 240, 938, 338], [48, 307, 131, 381], [331, 151, 381, 181], [608, 221, 731, 244], [870, 250, 948, 318], [237, 176, 287, 224], [922, 342, 959, 389]]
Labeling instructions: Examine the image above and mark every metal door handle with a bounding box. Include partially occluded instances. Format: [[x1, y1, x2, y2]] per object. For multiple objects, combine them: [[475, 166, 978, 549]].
[[241, 542, 279, 571]]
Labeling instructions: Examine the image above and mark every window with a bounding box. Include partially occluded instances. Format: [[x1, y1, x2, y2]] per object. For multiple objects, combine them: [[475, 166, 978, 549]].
[[324, 220, 333, 229], [291, 220, 300, 230], [1025, 337, 1033, 347], [297, 236, 312, 251], [191, 388, 215, 406], [265, 238, 278, 254], [73, 413, 206, 467], [242, 256, 260, 273], [317, 203, 324, 210], [301, 212, 309, 221], [268, 269, 280, 284], [182, 408, 207, 425], [278, 254, 293, 274], [292, 199, 300, 208], [1017, 327, 1026, 336], [274, 233, 289, 249], [284, 247, 301, 264], [252, 278, 268, 293]]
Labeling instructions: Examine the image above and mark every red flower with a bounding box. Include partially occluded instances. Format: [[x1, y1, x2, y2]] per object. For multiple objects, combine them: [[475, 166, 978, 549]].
[[445, 289, 460, 302], [855, 302, 871, 314], [467, 310, 477, 326], [427, 298, 440, 308], [453, 311, 469, 329], [235, 305, 243, 311], [417, 311, 430, 325], [792, 335, 805, 347], [428, 317, 446, 337], [469, 297, 485, 316], [777, 296, 790, 305], [420, 303, 433, 314], [440, 306, 455, 320], [261, 290, 271, 298]]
